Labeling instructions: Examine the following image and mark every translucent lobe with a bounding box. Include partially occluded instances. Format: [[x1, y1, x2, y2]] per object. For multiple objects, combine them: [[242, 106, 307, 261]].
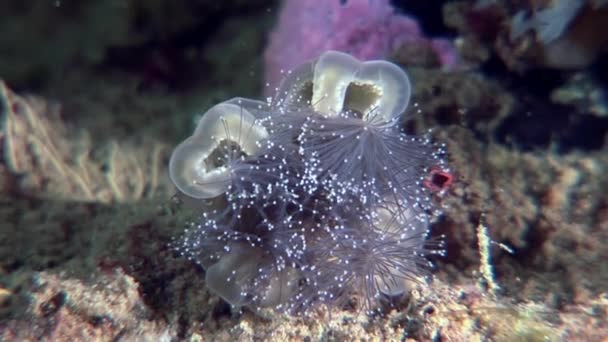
[[311, 51, 360, 115], [351, 59, 411, 124], [273, 61, 315, 110], [370, 203, 429, 296], [169, 102, 269, 199], [204, 244, 261, 306], [275, 51, 412, 124]]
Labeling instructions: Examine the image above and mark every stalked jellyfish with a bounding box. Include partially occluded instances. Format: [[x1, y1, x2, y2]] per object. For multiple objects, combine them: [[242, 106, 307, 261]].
[[169, 51, 448, 315]]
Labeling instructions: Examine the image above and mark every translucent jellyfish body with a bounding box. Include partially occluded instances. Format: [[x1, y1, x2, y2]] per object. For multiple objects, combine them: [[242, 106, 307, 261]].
[[274, 50, 411, 125], [170, 51, 447, 314], [169, 102, 269, 199]]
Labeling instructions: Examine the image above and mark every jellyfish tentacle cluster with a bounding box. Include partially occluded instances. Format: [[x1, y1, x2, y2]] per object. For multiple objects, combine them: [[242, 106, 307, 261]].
[[169, 51, 447, 314]]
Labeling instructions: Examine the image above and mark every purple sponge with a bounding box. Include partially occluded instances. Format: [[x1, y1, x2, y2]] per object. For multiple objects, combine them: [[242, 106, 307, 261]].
[[264, 0, 458, 93]]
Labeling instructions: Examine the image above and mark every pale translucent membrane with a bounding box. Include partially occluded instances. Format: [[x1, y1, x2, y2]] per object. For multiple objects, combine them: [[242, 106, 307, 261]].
[[206, 245, 298, 307], [273, 50, 411, 123], [311, 51, 359, 115], [224, 97, 270, 118], [205, 244, 262, 306], [272, 61, 315, 110], [373, 204, 428, 296], [169, 140, 231, 199], [169, 102, 269, 199], [354, 60, 411, 123], [311, 51, 411, 123], [258, 268, 298, 307]]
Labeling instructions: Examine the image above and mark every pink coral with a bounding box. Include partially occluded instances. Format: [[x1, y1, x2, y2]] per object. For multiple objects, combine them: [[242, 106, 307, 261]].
[[264, 0, 458, 93]]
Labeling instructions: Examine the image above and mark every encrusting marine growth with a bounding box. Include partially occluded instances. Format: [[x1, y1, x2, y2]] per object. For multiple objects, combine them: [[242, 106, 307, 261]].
[[169, 51, 448, 314]]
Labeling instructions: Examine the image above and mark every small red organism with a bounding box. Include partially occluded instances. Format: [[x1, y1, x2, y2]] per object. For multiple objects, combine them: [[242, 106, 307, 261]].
[[424, 166, 454, 193]]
